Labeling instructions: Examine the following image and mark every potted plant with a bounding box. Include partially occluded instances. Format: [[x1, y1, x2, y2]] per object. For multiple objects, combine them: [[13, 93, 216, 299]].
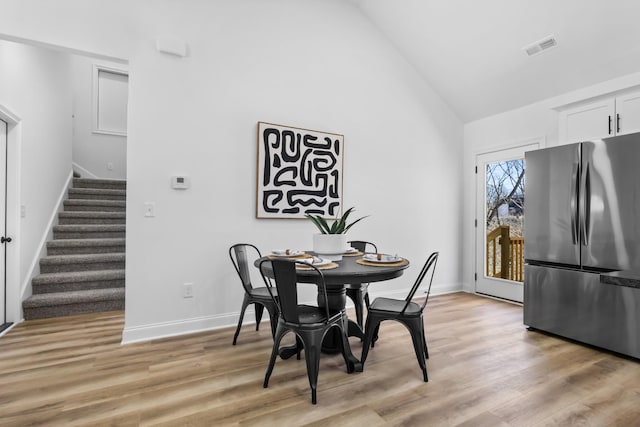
[[306, 207, 368, 261]]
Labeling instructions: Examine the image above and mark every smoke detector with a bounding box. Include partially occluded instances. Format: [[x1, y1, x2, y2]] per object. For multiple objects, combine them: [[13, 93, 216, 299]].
[[523, 35, 557, 57]]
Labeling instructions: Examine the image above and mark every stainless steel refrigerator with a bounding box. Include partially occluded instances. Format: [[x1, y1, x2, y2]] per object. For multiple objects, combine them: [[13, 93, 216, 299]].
[[524, 132, 640, 359]]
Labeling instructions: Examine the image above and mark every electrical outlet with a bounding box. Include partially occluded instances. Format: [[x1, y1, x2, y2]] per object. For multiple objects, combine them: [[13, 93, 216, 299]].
[[107, 162, 114, 171], [182, 283, 194, 298], [144, 202, 155, 218]]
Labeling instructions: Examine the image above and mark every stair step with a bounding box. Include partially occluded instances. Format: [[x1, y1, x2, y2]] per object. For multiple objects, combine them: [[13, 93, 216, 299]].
[[32, 270, 125, 294], [53, 224, 125, 239], [58, 211, 126, 225], [64, 199, 126, 212], [39, 253, 125, 273], [47, 238, 125, 255], [23, 288, 125, 320], [68, 188, 126, 201], [73, 178, 127, 190]]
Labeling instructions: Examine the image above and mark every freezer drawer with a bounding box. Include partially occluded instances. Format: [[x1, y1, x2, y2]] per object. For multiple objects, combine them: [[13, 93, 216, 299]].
[[524, 264, 640, 359]]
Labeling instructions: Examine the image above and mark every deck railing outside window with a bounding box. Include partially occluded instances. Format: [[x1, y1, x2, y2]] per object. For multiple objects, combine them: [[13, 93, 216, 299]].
[[486, 225, 524, 282]]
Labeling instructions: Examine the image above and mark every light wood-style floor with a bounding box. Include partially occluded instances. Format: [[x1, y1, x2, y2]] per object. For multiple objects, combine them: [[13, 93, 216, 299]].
[[1, 292, 639, 426]]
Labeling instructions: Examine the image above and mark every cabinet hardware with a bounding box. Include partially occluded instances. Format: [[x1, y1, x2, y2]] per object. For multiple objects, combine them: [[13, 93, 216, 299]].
[[608, 115, 612, 134], [617, 113, 621, 133]]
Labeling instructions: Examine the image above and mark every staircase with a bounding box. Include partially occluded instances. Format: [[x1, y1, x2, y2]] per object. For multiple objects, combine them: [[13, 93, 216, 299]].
[[22, 178, 126, 320]]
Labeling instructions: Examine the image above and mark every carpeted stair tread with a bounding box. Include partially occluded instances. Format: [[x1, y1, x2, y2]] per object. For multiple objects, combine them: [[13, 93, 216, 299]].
[[23, 288, 125, 308], [58, 211, 126, 225], [32, 269, 125, 285], [68, 188, 126, 201], [73, 178, 127, 190], [63, 199, 126, 212], [41, 253, 124, 263], [53, 224, 125, 240], [46, 238, 125, 255], [47, 238, 125, 248], [53, 224, 126, 232]]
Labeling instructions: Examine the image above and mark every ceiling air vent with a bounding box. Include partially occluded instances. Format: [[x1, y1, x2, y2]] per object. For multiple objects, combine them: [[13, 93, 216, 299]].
[[523, 35, 557, 57]]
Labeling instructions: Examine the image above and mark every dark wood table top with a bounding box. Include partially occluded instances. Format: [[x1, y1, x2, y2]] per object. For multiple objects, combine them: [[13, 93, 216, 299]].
[[255, 251, 410, 286]]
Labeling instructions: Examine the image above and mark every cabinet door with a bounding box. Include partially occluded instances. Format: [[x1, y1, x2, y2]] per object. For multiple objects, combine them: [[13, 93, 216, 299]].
[[615, 91, 640, 136], [563, 98, 615, 142]]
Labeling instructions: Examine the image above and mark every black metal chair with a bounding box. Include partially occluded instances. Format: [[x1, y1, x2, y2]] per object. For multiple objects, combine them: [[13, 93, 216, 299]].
[[229, 243, 278, 345], [346, 240, 378, 329], [361, 251, 439, 382], [259, 258, 352, 404]]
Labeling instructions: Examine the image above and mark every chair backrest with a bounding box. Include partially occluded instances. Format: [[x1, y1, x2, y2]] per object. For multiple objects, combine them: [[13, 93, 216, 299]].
[[402, 251, 439, 313], [229, 243, 262, 293], [348, 240, 378, 253], [259, 259, 329, 325]]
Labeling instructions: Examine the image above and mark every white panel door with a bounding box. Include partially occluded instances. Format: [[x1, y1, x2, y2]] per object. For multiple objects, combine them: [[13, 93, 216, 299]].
[[475, 142, 540, 303], [0, 119, 6, 326]]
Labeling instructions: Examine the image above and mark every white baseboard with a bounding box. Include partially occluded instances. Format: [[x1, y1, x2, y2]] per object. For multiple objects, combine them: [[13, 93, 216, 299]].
[[121, 282, 464, 345], [121, 307, 266, 345]]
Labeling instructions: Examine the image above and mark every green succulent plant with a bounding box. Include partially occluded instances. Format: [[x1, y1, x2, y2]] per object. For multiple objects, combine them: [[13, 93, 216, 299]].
[[305, 207, 369, 234]]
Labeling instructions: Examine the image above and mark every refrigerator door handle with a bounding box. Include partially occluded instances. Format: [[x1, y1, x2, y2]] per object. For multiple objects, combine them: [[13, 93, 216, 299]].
[[580, 161, 591, 246], [570, 162, 579, 244]]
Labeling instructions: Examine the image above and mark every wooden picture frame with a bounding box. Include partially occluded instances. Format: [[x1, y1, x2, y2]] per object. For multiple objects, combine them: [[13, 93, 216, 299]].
[[256, 121, 344, 219]]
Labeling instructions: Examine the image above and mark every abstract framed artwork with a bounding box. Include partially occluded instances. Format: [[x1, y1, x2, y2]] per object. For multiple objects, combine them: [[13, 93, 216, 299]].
[[256, 121, 344, 219]]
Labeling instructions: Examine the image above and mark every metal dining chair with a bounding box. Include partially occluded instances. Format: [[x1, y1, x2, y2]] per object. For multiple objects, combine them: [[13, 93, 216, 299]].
[[259, 258, 352, 404], [346, 240, 378, 329], [229, 243, 278, 345], [361, 251, 439, 382]]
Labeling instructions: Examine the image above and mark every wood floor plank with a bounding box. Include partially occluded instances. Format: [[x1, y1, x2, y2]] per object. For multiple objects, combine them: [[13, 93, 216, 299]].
[[1, 292, 639, 426]]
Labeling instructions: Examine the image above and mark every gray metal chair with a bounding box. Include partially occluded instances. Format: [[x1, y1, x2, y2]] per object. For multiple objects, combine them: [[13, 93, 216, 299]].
[[361, 251, 439, 382], [229, 243, 278, 345], [259, 258, 352, 404]]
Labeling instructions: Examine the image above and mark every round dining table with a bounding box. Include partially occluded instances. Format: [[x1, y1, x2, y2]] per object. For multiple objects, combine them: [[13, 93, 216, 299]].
[[255, 251, 410, 373]]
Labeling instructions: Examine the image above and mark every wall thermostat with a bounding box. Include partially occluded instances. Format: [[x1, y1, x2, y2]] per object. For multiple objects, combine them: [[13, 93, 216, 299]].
[[171, 176, 190, 189]]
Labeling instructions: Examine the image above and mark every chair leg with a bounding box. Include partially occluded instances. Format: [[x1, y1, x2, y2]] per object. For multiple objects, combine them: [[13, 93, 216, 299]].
[[361, 316, 381, 365], [254, 303, 264, 331], [266, 304, 278, 339], [296, 336, 303, 360], [422, 323, 429, 360], [300, 331, 322, 405], [232, 295, 250, 345], [407, 319, 428, 382], [337, 316, 354, 373], [371, 323, 381, 348], [264, 324, 287, 388]]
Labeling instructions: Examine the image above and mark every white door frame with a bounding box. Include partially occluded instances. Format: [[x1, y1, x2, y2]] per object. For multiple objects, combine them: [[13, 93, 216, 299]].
[[475, 138, 544, 302], [0, 104, 22, 327]]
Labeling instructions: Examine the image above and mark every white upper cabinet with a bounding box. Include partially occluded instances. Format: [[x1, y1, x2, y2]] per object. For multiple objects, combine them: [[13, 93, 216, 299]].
[[615, 91, 640, 136], [560, 89, 640, 142]]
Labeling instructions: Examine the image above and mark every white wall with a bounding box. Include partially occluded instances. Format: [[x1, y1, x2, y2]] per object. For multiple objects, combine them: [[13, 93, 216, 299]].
[[70, 55, 127, 179], [0, 40, 73, 320], [462, 72, 640, 293], [0, 0, 464, 342]]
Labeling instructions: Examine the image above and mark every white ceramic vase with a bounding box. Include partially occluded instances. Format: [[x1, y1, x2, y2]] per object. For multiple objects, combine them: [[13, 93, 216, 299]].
[[312, 234, 347, 261]]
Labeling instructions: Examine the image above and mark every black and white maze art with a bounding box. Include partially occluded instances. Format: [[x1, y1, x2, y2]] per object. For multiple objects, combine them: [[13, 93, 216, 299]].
[[257, 122, 344, 219]]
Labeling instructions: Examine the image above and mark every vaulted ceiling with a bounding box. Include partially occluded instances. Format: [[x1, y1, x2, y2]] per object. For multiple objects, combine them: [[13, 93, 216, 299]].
[[351, 0, 640, 123]]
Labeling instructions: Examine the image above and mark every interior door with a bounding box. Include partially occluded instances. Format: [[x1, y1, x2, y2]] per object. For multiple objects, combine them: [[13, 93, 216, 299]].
[[0, 119, 6, 329], [475, 142, 540, 302]]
